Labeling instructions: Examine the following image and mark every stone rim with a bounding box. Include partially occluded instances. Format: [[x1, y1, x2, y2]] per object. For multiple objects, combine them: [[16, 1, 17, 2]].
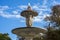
[[12, 27, 46, 37], [20, 10, 38, 17]]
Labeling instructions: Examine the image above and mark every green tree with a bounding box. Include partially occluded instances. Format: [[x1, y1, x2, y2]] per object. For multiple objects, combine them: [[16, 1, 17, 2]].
[[0, 33, 11, 40], [45, 5, 60, 27], [45, 5, 60, 40], [45, 26, 60, 40]]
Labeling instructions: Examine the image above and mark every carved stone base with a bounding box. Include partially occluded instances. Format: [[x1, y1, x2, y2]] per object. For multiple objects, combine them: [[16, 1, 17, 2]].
[[24, 37, 33, 40]]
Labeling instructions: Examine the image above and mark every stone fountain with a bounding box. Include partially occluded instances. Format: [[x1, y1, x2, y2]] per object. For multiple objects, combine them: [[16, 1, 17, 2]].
[[12, 6, 45, 40]]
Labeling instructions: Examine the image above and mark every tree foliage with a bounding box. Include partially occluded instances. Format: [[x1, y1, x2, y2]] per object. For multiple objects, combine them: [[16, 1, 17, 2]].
[[45, 27, 60, 40], [45, 5, 60, 40], [0, 33, 11, 40], [45, 5, 60, 26]]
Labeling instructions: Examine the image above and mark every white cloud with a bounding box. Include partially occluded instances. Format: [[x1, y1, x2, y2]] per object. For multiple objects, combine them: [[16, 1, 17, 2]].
[[33, 12, 50, 22], [0, 11, 3, 14], [0, 13, 21, 18], [43, 0, 48, 5], [20, 20, 25, 22], [52, 0, 60, 6], [33, 15, 45, 22], [0, 6, 9, 11], [32, 5, 39, 10], [31, 4, 50, 22], [1, 0, 59, 22], [0, 11, 21, 18], [39, 11, 43, 15], [0, 4, 50, 22], [18, 5, 27, 10], [0, 6, 22, 18], [32, 4, 50, 12], [12, 11, 18, 14]]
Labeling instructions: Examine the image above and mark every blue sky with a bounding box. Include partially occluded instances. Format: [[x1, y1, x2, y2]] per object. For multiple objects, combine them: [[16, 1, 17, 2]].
[[0, 0, 60, 40]]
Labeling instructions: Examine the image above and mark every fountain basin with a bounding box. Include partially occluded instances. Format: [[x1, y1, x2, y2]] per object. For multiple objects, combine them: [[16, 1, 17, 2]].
[[12, 27, 45, 37]]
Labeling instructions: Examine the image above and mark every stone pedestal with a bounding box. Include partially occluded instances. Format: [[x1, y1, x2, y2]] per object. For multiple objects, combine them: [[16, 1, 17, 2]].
[[24, 37, 33, 40]]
